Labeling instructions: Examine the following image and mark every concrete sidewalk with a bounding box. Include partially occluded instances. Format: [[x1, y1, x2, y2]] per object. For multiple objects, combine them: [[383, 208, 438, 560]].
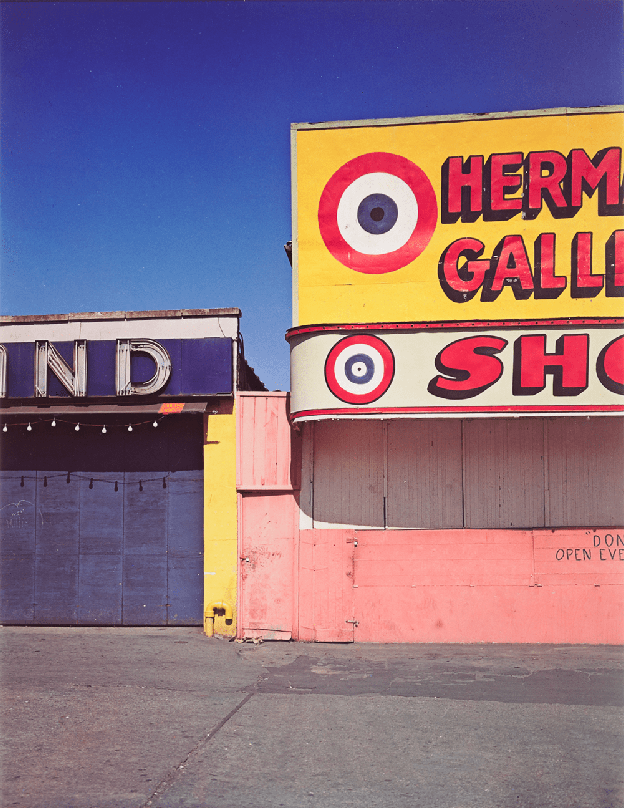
[[1, 627, 622, 808]]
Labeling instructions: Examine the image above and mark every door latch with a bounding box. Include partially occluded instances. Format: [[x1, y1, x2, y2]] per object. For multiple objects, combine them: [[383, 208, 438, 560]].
[[345, 619, 359, 626]]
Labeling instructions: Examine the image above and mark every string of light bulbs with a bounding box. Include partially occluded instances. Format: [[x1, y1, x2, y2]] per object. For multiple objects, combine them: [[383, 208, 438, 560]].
[[7, 470, 203, 491], [1, 416, 166, 434]]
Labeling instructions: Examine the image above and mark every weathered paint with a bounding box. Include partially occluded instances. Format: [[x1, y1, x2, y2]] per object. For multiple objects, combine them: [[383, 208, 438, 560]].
[[236, 393, 300, 640], [298, 527, 624, 643], [237, 392, 300, 491], [238, 492, 297, 639], [288, 322, 624, 420], [292, 108, 624, 327], [203, 400, 238, 636], [235, 395, 624, 644]]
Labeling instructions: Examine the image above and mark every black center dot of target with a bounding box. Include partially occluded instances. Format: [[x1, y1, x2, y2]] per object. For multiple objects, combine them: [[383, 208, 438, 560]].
[[345, 353, 375, 384], [357, 193, 398, 235]]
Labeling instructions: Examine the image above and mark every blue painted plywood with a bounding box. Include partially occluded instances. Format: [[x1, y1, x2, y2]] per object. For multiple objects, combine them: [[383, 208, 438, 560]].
[[167, 471, 203, 556], [35, 553, 78, 624], [168, 555, 203, 624], [78, 553, 122, 625], [36, 473, 80, 556], [123, 474, 167, 555], [122, 554, 167, 625], [79, 473, 123, 554]]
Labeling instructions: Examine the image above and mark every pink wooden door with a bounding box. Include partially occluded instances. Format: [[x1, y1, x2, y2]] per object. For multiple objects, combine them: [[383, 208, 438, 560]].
[[239, 492, 297, 640], [299, 529, 356, 642]]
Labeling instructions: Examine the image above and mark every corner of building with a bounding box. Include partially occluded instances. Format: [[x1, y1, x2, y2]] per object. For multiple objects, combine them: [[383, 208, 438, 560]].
[[203, 399, 238, 636]]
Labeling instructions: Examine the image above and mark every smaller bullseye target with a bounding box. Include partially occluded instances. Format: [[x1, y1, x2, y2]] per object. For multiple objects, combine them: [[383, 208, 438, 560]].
[[325, 335, 395, 404]]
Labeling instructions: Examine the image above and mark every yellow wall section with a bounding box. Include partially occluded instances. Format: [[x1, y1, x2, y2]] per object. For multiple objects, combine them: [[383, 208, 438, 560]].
[[294, 111, 624, 326], [203, 400, 237, 636]]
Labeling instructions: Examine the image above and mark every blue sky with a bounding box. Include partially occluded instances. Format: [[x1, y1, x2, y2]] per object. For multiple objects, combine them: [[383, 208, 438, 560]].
[[2, 0, 623, 390]]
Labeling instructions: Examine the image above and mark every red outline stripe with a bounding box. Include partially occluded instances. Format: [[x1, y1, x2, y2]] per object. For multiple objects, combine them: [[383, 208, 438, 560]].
[[286, 318, 624, 340], [291, 404, 624, 420], [318, 152, 438, 274]]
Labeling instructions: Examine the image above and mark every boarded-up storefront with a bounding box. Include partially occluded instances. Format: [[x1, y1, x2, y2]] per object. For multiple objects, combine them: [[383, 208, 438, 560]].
[[1, 309, 265, 629]]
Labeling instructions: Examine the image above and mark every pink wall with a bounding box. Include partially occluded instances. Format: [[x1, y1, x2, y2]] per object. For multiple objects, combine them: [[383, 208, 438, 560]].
[[237, 393, 300, 640], [236, 394, 624, 643]]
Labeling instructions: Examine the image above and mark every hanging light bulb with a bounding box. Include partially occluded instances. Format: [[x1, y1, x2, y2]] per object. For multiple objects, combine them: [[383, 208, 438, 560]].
[[101, 425, 107, 434], [51, 419, 56, 427], [75, 423, 80, 432], [27, 423, 32, 432], [152, 420, 158, 428], [2, 424, 7, 432], [162, 477, 167, 489], [127, 424, 133, 432], [89, 479, 93, 490]]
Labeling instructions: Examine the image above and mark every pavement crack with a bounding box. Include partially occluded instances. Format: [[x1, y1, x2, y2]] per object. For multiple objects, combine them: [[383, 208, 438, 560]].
[[140, 691, 254, 807]]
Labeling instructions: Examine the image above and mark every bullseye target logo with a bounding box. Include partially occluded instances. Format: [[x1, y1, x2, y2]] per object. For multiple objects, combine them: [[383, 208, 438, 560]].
[[324, 335, 395, 404], [318, 152, 438, 274]]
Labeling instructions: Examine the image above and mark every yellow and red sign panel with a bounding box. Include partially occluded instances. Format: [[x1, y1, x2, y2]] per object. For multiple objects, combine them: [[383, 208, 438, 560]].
[[289, 108, 624, 420], [292, 107, 624, 326]]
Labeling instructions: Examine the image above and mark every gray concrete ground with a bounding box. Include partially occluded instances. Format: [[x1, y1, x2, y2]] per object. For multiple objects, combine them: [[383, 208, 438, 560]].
[[1, 627, 622, 808]]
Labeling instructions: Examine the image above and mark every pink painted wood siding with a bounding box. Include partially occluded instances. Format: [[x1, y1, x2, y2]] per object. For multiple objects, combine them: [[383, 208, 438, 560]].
[[238, 492, 298, 639], [296, 526, 624, 644], [237, 392, 300, 491], [351, 528, 624, 643], [236, 398, 623, 643]]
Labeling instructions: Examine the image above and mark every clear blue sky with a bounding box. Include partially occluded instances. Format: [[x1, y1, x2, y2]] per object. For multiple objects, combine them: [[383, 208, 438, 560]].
[[2, 0, 623, 390]]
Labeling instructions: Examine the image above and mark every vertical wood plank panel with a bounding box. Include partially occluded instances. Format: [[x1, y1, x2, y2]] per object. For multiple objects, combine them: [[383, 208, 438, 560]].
[[123, 473, 167, 625], [312, 530, 355, 642], [463, 419, 545, 529], [386, 420, 463, 529], [546, 417, 624, 527], [239, 492, 296, 635], [35, 472, 80, 623], [313, 420, 384, 528], [237, 393, 295, 490], [167, 470, 203, 624], [299, 422, 314, 529], [0, 471, 37, 623], [78, 472, 123, 624]]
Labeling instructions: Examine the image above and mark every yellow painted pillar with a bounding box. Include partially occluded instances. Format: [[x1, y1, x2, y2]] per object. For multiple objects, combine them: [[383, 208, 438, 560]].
[[203, 399, 237, 636]]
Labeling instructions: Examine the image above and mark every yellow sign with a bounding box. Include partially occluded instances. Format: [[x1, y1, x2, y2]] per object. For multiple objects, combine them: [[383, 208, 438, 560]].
[[292, 107, 624, 326]]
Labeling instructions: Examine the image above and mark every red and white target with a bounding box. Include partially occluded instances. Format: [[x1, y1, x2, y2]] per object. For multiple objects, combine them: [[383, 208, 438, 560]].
[[318, 152, 438, 274], [325, 335, 395, 404]]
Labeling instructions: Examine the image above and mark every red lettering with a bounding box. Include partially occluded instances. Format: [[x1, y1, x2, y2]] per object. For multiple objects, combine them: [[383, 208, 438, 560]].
[[571, 233, 603, 297], [534, 233, 566, 298], [606, 230, 624, 297], [441, 156, 483, 223], [482, 235, 534, 302], [524, 151, 568, 218], [597, 335, 624, 395], [487, 152, 523, 215], [428, 335, 507, 400], [513, 334, 589, 396], [570, 148, 623, 213], [438, 238, 490, 303]]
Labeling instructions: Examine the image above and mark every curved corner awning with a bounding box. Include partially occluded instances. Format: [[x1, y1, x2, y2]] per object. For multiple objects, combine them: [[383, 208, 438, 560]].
[[0, 402, 207, 416]]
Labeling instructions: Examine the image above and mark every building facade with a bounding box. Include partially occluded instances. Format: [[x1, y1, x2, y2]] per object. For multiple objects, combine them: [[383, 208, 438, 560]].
[[236, 107, 624, 644], [0, 308, 264, 633]]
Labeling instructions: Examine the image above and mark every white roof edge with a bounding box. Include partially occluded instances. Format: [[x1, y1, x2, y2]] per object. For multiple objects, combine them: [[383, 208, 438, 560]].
[[291, 105, 624, 131]]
